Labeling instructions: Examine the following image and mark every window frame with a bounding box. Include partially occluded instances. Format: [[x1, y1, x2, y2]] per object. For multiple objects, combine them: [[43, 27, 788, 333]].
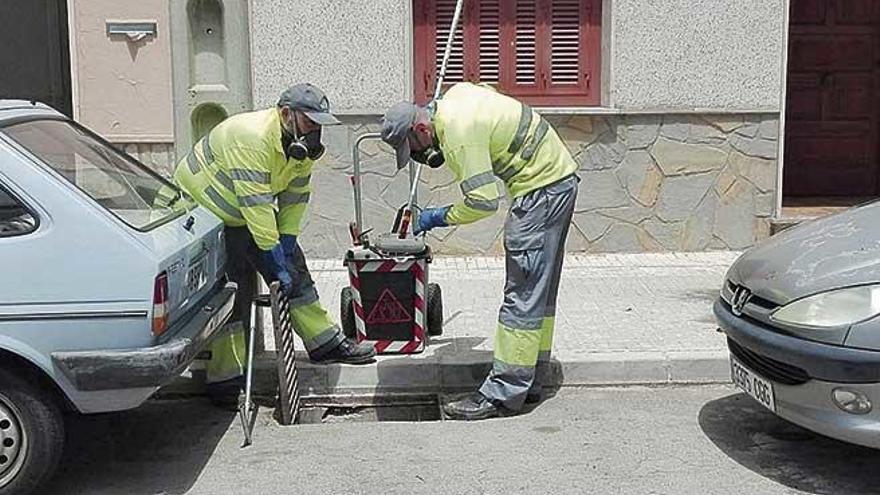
[[413, 0, 603, 106], [0, 180, 40, 239]]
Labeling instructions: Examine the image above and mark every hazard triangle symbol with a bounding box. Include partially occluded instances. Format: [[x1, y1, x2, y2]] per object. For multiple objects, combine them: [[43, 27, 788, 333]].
[[366, 288, 412, 324]]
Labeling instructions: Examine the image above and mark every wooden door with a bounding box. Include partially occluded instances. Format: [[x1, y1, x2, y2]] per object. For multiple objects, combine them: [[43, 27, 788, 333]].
[[784, 0, 880, 197]]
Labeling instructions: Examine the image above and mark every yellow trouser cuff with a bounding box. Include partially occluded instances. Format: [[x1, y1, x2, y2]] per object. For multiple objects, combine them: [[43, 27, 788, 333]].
[[206, 323, 246, 383], [540, 317, 555, 353], [494, 323, 541, 367], [290, 301, 337, 343]]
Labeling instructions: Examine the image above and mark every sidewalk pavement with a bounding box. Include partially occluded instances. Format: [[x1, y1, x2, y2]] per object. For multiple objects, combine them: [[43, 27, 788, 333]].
[[237, 251, 741, 399]]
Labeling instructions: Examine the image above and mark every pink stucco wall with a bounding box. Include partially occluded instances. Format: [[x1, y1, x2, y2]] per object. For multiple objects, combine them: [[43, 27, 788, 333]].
[[70, 0, 174, 142]]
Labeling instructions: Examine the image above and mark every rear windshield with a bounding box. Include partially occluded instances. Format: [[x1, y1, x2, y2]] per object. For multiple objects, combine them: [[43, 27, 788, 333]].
[[2, 119, 186, 230]]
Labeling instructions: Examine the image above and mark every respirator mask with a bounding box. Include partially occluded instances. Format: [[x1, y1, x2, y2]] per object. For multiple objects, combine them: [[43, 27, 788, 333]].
[[410, 136, 444, 168], [282, 113, 326, 161]]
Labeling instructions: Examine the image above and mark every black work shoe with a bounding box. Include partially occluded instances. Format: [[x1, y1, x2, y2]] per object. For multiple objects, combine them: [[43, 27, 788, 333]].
[[525, 387, 544, 405], [525, 386, 558, 405], [442, 393, 515, 421], [309, 338, 376, 365]]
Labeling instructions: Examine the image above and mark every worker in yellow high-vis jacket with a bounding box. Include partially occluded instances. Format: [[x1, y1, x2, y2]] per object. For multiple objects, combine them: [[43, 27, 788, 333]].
[[174, 83, 376, 403], [380, 82, 579, 420]]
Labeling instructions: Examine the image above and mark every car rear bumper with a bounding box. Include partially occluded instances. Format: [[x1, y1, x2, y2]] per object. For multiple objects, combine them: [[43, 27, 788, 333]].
[[714, 299, 880, 383], [51, 281, 236, 391]]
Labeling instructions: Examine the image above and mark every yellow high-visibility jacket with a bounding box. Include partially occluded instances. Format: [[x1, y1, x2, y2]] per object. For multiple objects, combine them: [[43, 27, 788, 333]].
[[434, 83, 578, 225], [173, 108, 313, 250]]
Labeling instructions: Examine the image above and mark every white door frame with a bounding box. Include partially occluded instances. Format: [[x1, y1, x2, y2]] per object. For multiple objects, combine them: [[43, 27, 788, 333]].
[[775, 0, 792, 219]]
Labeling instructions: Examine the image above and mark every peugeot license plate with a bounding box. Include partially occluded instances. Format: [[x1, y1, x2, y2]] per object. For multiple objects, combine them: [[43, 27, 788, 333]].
[[730, 354, 776, 412]]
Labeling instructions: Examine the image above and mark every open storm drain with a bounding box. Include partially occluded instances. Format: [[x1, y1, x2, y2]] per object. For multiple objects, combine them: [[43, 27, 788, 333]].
[[295, 394, 443, 424]]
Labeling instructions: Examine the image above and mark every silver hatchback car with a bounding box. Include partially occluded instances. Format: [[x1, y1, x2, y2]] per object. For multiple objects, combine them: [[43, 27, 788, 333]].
[[716, 201, 880, 449], [0, 101, 235, 494]]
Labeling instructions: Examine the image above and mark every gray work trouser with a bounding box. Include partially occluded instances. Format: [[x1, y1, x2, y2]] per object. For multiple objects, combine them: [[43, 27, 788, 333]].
[[225, 227, 344, 355], [478, 174, 578, 411]]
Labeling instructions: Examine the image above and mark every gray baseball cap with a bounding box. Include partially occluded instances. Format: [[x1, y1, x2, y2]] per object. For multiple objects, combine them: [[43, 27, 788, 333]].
[[381, 101, 419, 169], [277, 83, 340, 126]]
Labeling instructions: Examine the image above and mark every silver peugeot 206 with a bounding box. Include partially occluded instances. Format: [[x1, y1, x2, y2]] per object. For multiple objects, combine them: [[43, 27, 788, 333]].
[[716, 201, 880, 449]]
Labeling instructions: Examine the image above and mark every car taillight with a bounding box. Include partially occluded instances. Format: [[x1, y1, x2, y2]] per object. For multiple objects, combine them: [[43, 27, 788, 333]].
[[152, 271, 169, 337]]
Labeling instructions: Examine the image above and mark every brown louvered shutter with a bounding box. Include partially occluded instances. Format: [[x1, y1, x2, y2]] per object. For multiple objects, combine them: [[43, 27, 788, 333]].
[[414, 0, 454, 100], [513, 0, 538, 87], [551, 0, 583, 86], [543, 0, 601, 105], [414, 0, 601, 106], [477, 0, 501, 84], [435, 0, 465, 84]]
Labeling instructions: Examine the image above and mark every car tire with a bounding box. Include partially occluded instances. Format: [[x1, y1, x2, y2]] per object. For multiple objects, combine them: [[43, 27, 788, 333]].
[[340, 287, 356, 339], [0, 367, 64, 495], [426, 283, 443, 337]]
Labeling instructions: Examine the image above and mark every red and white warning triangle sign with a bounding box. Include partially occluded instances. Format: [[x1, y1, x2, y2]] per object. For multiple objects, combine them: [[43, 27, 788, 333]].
[[366, 288, 412, 324]]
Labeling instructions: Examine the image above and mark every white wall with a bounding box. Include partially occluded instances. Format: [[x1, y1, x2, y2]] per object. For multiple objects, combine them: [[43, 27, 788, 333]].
[[249, 0, 788, 113], [249, 0, 411, 114], [609, 0, 787, 112]]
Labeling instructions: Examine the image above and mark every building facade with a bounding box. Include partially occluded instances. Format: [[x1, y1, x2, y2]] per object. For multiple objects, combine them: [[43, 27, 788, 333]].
[[3, 0, 874, 257], [249, 0, 787, 255]]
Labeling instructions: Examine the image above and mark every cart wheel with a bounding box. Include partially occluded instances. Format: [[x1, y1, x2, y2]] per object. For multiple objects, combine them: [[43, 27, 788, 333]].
[[340, 287, 356, 339], [426, 283, 443, 337]]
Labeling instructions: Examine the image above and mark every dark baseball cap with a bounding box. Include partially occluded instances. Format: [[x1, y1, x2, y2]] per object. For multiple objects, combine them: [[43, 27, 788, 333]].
[[381, 101, 419, 169], [277, 83, 340, 126]]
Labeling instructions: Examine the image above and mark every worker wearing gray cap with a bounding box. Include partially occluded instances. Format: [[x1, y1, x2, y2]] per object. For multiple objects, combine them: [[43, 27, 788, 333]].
[[174, 83, 376, 404], [381, 82, 579, 420]]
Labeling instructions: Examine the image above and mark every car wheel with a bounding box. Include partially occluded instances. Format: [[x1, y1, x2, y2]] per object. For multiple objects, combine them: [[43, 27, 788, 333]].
[[0, 367, 64, 495], [426, 283, 443, 337], [340, 287, 357, 339]]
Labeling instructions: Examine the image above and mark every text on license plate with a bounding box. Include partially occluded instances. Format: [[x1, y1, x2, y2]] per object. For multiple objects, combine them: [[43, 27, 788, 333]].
[[730, 354, 776, 413], [186, 261, 207, 294]]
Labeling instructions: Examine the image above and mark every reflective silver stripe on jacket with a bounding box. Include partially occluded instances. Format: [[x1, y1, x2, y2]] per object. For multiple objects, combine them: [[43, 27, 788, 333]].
[[204, 186, 244, 220], [186, 148, 235, 192], [230, 169, 272, 184], [464, 196, 499, 212], [520, 120, 549, 162], [493, 102, 539, 181], [202, 132, 215, 164], [497, 166, 519, 182], [186, 151, 200, 174], [186, 133, 236, 192], [215, 170, 235, 192], [508, 103, 533, 154], [460, 171, 496, 194], [238, 193, 275, 207], [290, 175, 311, 188], [279, 191, 311, 207]]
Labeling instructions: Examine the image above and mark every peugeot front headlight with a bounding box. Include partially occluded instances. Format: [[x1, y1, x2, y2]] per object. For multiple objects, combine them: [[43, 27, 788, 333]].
[[771, 284, 880, 328]]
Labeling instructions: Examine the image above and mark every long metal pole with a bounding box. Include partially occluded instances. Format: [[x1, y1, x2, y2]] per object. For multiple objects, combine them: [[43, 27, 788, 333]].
[[240, 316, 257, 447], [404, 0, 466, 236], [434, 0, 465, 99]]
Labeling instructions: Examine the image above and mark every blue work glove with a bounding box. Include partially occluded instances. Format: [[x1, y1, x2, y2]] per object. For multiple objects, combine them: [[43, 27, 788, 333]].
[[415, 206, 451, 235], [280, 234, 298, 260], [260, 244, 294, 296]]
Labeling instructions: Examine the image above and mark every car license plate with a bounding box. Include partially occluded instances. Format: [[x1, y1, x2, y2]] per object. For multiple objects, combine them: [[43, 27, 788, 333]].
[[730, 354, 776, 413], [186, 260, 207, 294]]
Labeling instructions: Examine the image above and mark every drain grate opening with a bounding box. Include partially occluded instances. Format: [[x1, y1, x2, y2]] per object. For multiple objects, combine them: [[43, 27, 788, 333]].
[[294, 394, 443, 424]]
